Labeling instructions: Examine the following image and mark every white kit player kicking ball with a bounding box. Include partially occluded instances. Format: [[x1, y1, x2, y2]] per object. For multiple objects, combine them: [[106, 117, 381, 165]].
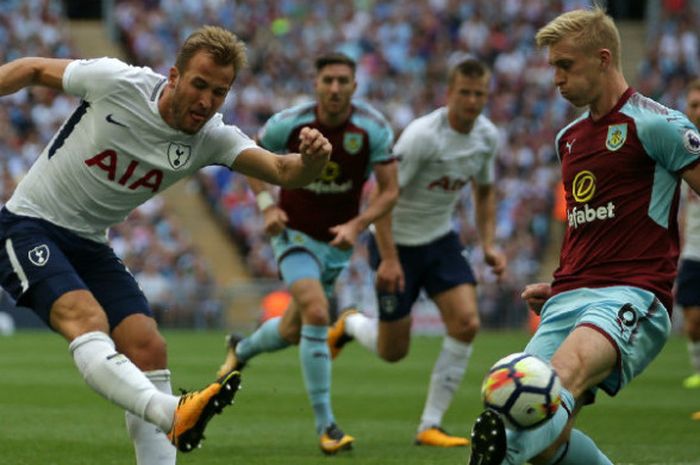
[[0, 26, 330, 464], [328, 57, 506, 447]]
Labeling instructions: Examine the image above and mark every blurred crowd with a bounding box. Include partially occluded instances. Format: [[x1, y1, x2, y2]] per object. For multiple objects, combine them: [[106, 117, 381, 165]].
[[0, 0, 222, 328], [1, 0, 698, 330], [114, 0, 585, 327]]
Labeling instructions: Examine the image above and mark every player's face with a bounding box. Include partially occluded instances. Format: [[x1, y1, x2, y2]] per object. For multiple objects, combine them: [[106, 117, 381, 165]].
[[686, 89, 700, 128], [548, 36, 603, 108], [167, 51, 235, 134], [315, 64, 356, 122], [446, 72, 489, 131]]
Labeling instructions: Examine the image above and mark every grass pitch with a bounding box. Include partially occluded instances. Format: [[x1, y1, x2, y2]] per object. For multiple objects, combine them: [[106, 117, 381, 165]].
[[0, 330, 698, 464]]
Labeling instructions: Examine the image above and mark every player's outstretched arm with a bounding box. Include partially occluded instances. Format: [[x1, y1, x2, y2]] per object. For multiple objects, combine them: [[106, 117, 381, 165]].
[[0, 57, 71, 96], [232, 127, 331, 189], [329, 160, 399, 249]]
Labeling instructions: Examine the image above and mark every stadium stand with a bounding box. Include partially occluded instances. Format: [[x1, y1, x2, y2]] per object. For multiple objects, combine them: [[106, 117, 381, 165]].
[[114, 0, 580, 330], [4, 0, 699, 332]]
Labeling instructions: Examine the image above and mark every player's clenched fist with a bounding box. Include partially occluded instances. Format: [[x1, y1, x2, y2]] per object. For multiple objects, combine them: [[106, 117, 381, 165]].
[[298, 127, 332, 164]]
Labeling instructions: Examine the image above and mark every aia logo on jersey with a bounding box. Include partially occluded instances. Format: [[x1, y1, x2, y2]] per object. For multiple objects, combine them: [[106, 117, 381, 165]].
[[85, 150, 163, 192], [683, 129, 700, 154], [167, 143, 191, 169], [28, 244, 50, 267], [427, 176, 467, 192], [605, 124, 627, 151]]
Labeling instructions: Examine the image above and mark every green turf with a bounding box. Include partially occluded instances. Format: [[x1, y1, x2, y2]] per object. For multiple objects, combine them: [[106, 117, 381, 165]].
[[1, 330, 699, 464]]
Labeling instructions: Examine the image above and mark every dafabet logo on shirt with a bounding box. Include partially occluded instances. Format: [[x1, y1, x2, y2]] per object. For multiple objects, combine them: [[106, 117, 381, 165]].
[[567, 170, 616, 229]]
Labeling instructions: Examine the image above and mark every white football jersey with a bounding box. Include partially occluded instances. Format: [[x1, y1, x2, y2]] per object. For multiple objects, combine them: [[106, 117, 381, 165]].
[[6, 57, 257, 242], [391, 107, 499, 245], [682, 183, 700, 260]]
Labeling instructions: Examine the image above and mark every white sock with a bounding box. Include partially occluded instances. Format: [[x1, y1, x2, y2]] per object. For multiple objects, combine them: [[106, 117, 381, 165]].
[[126, 370, 177, 464], [69, 331, 177, 432], [344, 313, 378, 354], [688, 341, 700, 373], [418, 336, 472, 432]]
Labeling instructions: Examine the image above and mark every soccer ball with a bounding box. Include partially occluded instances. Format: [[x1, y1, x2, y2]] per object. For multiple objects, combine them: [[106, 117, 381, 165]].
[[480, 352, 561, 430]]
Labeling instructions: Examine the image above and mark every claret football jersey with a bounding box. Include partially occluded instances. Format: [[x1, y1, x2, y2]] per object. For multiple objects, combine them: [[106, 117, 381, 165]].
[[552, 88, 700, 310], [258, 100, 394, 243]]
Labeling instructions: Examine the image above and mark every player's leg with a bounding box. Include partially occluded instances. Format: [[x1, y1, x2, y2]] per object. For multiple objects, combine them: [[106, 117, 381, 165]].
[[74, 235, 241, 453], [330, 295, 414, 360], [470, 286, 670, 465], [329, 234, 418, 361], [113, 314, 175, 464], [677, 259, 700, 388], [1, 215, 238, 454], [416, 233, 479, 446], [470, 321, 611, 465], [218, 231, 325, 375], [0, 216, 174, 430], [218, 235, 322, 375], [218, 298, 296, 377], [289, 243, 354, 454], [528, 325, 616, 465], [415, 283, 478, 447]]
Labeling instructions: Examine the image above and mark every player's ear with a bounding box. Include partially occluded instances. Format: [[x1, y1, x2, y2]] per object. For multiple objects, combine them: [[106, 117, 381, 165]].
[[598, 48, 612, 71], [167, 66, 179, 87]]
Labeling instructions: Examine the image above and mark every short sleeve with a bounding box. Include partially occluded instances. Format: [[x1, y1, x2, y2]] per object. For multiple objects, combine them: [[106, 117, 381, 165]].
[[394, 121, 427, 188], [368, 120, 395, 165], [62, 57, 131, 101], [206, 117, 259, 167], [474, 126, 499, 185], [638, 110, 700, 173], [258, 112, 293, 153]]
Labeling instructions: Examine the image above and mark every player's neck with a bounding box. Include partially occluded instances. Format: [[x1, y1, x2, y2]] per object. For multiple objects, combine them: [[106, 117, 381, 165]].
[[158, 86, 176, 129], [589, 72, 629, 121], [447, 110, 475, 134], [317, 106, 351, 128]]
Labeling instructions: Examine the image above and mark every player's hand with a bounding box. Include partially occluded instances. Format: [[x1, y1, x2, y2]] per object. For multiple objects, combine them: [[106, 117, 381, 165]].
[[298, 127, 331, 165], [328, 219, 362, 250], [262, 206, 288, 236], [484, 246, 507, 279], [521, 282, 552, 316], [376, 257, 405, 294]]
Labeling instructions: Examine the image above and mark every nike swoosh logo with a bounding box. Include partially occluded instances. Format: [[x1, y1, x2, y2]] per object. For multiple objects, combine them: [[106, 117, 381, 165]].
[[106, 113, 129, 128]]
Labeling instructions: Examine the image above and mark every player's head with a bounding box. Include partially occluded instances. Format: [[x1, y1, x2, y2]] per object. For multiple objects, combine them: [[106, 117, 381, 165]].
[[446, 57, 490, 132], [686, 79, 700, 128], [536, 6, 621, 107], [314, 52, 357, 125], [164, 26, 247, 134]]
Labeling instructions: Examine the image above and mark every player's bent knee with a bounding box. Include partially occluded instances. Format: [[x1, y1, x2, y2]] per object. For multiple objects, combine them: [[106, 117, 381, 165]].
[[300, 304, 330, 326], [121, 333, 168, 370], [278, 321, 301, 344], [448, 315, 480, 342], [378, 345, 409, 363]]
